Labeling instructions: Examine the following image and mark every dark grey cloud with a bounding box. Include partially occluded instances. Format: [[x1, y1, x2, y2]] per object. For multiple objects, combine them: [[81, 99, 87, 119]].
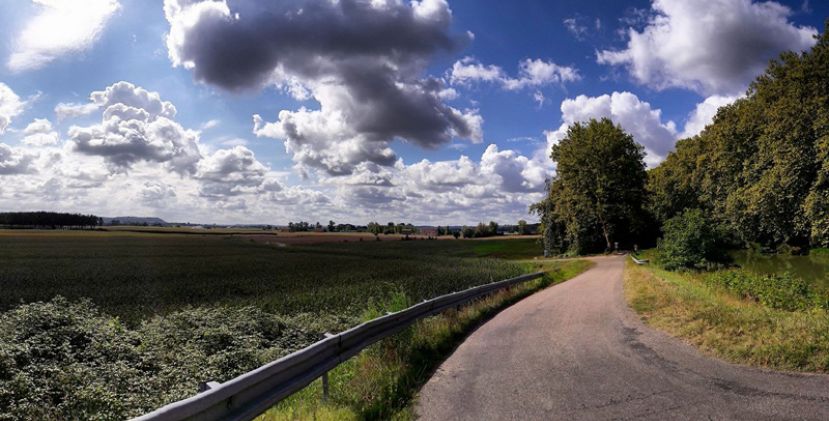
[[165, 0, 482, 175], [166, 0, 459, 90]]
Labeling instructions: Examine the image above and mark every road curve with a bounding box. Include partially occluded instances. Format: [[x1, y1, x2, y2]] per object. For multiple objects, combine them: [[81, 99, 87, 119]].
[[416, 255, 829, 420]]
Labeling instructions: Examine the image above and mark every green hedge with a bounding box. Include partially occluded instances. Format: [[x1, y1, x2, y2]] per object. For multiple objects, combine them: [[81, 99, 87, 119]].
[[704, 271, 827, 311], [0, 298, 320, 420]]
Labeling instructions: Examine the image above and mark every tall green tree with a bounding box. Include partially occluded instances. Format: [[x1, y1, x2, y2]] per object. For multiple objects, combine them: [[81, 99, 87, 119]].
[[648, 25, 829, 249], [535, 118, 648, 254]]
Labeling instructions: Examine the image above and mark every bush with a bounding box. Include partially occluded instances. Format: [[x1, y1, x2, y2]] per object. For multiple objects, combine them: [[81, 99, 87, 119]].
[[0, 299, 320, 420], [657, 209, 725, 270], [704, 270, 825, 311], [0, 297, 148, 420], [137, 306, 322, 407]]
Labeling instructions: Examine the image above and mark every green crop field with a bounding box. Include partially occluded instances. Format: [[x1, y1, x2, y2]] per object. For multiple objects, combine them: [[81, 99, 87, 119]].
[[0, 231, 541, 324], [0, 230, 576, 419]]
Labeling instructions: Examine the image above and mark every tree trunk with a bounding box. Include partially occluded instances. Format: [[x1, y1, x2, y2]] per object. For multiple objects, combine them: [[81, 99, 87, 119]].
[[602, 224, 612, 252]]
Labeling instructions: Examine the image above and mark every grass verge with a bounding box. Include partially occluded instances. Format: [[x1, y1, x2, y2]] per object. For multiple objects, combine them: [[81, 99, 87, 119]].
[[624, 259, 829, 372], [258, 259, 593, 421]]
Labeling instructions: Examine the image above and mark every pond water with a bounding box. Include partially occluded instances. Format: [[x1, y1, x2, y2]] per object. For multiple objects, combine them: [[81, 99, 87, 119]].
[[730, 250, 829, 290]]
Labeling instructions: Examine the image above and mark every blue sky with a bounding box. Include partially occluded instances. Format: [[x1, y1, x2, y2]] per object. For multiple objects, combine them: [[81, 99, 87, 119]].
[[0, 0, 825, 224]]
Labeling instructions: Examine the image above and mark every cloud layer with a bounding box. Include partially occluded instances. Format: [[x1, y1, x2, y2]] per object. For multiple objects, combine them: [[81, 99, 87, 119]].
[[8, 0, 121, 72], [165, 0, 482, 175], [0, 80, 549, 224], [449, 57, 580, 91], [597, 0, 817, 95]]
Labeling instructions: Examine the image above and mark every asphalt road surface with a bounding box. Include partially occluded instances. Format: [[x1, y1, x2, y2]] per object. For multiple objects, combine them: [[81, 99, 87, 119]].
[[416, 255, 829, 420]]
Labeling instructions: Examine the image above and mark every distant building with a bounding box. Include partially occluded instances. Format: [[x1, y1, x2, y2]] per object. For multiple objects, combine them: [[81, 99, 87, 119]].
[[419, 227, 437, 237]]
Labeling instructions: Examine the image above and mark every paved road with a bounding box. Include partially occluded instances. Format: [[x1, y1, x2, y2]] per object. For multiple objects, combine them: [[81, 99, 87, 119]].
[[416, 255, 829, 420]]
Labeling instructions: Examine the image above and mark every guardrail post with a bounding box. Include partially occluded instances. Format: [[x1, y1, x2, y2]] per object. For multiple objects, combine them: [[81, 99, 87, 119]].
[[198, 381, 219, 393], [322, 332, 335, 402], [322, 372, 330, 402]]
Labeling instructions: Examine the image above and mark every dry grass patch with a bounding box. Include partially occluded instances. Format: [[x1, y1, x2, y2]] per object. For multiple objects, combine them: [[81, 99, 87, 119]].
[[624, 260, 829, 372]]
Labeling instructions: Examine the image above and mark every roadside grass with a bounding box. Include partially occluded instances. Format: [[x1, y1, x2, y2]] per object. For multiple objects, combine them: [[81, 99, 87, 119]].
[[469, 238, 542, 259], [812, 248, 829, 256], [259, 259, 593, 421], [624, 259, 829, 372]]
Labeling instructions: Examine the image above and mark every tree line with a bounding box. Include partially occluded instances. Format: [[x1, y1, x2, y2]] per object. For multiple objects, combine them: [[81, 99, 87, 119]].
[[535, 26, 829, 256], [0, 212, 102, 229]]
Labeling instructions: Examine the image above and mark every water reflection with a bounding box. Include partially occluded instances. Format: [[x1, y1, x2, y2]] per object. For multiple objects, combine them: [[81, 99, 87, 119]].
[[731, 250, 829, 290]]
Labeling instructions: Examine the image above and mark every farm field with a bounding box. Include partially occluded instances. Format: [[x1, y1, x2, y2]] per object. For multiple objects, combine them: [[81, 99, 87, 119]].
[[0, 229, 578, 419], [0, 230, 543, 324]]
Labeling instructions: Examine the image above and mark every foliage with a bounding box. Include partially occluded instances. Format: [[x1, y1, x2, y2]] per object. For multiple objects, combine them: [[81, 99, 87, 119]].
[[382, 222, 416, 235], [625, 260, 829, 372], [0, 212, 100, 228], [461, 221, 500, 238], [0, 299, 319, 420], [367, 222, 383, 235], [137, 306, 322, 401], [516, 219, 528, 235], [0, 297, 145, 420], [648, 27, 829, 249], [287, 221, 312, 232], [703, 271, 826, 311], [656, 209, 725, 270], [534, 118, 648, 254]]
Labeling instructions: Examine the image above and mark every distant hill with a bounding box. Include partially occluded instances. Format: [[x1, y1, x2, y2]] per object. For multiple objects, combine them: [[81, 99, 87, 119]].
[[102, 216, 168, 226]]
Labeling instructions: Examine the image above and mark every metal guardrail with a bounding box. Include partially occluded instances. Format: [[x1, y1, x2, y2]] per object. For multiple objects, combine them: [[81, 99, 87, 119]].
[[631, 255, 649, 265], [133, 271, 545, 421]]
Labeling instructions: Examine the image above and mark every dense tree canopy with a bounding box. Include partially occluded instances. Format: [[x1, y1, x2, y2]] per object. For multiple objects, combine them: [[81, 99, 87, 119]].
[[648, 27, 829, 249], [534, 118, 648, 255], [0, 212, 101, 228]]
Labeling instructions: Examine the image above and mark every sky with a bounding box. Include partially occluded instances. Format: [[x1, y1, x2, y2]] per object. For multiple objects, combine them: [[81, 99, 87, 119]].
[[0, 0, 824, 225]]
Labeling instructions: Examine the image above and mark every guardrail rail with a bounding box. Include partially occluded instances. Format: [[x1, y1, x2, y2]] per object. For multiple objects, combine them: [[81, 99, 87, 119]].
[[133, 271, 545, 421], [631, 255, 649, 265]]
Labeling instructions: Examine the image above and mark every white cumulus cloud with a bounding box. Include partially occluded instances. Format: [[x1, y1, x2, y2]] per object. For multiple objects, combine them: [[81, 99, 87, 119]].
[[545, 92, 678, 166], [597, 0, 817, 95], [22, 118, 59, 146], [680, 94, 744, 138], [67, 81, 198, 173], [8, 0, 121, 72], [0, 83, 25, 134], [450, 57, 580, 90]]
